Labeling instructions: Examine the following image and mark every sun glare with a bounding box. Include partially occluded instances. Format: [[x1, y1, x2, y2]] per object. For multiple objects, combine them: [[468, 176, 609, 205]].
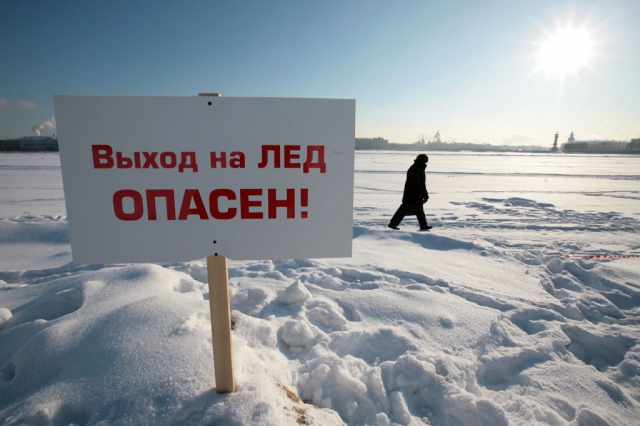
[[538, 27, 593, 75]]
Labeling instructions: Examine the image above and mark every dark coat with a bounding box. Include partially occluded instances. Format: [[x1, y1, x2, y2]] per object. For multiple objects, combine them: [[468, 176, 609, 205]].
[[402, 160, 428, 205]]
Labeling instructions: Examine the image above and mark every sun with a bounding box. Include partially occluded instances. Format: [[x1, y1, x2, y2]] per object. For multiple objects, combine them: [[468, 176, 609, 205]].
[[538, 27, 593, 75]]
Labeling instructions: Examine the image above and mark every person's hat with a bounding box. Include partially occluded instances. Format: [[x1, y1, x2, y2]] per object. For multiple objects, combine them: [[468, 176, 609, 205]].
[[416, 154, 429, 163]]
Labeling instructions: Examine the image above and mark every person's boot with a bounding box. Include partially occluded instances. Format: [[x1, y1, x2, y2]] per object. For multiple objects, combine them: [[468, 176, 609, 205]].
[[388, 224, 400, 230]]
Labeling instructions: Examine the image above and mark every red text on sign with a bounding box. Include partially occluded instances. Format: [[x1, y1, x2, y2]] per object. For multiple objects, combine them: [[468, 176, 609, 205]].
[[113, 188, 309, 221], [93, 145, 198, 172], [210, 151, 246, 169], [258, 145, 326, 173]]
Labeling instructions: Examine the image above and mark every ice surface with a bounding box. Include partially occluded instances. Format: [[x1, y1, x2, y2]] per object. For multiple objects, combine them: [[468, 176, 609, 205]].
[[1, 152, 639, 425]]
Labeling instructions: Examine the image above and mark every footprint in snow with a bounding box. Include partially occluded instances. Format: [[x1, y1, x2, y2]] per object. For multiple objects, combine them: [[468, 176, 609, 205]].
[[561, 324, 635, 371], [0, 285, 85, 332]]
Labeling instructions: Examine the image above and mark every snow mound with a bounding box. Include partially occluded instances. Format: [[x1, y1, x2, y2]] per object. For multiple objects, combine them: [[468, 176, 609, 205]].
[[277, 280, 311, 305]]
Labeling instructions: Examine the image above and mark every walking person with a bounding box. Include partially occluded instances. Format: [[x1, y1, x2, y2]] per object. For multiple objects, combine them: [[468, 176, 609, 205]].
[[388, 154, 432, 231]]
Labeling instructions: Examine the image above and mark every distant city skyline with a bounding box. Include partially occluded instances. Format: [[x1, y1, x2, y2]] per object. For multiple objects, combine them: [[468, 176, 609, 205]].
[[1, 1, 639, 146]]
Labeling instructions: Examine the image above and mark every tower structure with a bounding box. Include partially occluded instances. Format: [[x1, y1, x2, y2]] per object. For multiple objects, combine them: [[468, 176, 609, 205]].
[[551, 132, 559, 152], [434, 131, 441, 143]]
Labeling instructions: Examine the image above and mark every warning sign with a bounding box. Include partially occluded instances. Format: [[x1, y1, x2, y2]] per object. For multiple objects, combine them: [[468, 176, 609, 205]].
[[54, 96, 355, 263]]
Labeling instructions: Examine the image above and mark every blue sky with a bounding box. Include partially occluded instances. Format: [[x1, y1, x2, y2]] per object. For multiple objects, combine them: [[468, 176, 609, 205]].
[[1, 0, 639, 145]]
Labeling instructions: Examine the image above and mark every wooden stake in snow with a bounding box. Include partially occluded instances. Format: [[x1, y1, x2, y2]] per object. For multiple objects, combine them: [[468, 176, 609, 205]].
[[199, 93, 234, 393], [207, 254, 235, 393]]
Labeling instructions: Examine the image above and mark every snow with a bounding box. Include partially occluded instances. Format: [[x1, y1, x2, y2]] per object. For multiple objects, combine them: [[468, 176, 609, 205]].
[[1, 151, 640, 425]]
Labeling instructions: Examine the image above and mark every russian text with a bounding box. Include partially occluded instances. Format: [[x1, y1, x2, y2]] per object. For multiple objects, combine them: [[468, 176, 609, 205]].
[[112, 188, 309, 221], [92, 145, 198, 172], [258, 145, 326, 173]]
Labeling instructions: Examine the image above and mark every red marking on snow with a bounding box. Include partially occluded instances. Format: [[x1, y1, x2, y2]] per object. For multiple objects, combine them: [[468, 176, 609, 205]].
[[564, 254, 640, 260]]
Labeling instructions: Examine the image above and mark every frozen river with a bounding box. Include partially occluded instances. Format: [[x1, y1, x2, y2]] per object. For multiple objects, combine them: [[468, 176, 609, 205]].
[[1, 151, 639, 425]]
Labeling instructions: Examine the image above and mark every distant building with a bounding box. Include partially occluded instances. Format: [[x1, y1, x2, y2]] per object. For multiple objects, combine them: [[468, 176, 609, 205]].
[[0, 136, 59, 152], [561, 140, 628, 153], [560, 132, 635, 153], [355, 137, 389, 150], [0, 139, 22, 151]]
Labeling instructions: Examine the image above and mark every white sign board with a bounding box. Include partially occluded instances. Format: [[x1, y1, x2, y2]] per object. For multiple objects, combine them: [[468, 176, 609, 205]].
[[54, 96, 355, 263]]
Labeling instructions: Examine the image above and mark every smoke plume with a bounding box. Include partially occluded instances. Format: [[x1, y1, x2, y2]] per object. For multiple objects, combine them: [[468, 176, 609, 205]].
[[32, 116, 56, 136]]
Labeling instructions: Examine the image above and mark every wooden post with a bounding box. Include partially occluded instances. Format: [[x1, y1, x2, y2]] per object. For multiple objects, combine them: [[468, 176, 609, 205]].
[[207, 254, 235, 393], [200, 93, 234, 393]]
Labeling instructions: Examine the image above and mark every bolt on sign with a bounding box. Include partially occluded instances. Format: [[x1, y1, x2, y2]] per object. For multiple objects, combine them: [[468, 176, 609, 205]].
[[54, 96, 355, 263]]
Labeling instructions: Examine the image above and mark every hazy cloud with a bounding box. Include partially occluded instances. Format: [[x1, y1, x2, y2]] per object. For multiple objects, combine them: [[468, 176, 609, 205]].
[[15, 100, 41, 110], [502, 134, 541, 146], [581, 132, 604, 140], [437, 132, 467, 143], [0, 97, 42, 111], [32, 116, 56, 136]]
